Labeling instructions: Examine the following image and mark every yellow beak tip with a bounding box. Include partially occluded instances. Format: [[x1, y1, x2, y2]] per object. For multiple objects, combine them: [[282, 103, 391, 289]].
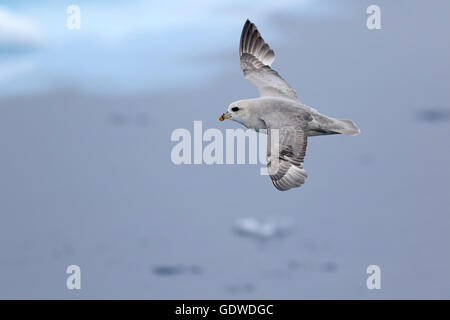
[[219, 115, 224, 121]]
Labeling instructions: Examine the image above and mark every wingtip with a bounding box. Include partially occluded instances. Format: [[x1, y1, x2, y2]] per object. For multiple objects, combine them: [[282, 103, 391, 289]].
[[244, 19, 254, 29]]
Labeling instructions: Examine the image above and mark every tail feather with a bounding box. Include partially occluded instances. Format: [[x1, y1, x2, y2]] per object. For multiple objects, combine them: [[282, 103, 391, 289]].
[[335, 119, 360, 136]]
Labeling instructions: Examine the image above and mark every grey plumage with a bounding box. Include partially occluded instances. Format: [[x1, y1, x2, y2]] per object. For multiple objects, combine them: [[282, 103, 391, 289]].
[[221, 19, 360, 191]]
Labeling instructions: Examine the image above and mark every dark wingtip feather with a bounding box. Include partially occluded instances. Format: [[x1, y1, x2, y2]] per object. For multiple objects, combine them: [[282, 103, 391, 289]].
[[240, 20, 252, 55], [239, 19, 275, 66]]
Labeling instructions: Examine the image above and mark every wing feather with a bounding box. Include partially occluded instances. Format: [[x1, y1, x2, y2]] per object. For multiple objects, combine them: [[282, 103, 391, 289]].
[[239, 19, 297, 100], [264, 122, 308, 191]]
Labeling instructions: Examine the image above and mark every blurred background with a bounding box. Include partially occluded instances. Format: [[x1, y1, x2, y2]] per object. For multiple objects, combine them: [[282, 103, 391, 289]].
[[0, 0, 449, 299]]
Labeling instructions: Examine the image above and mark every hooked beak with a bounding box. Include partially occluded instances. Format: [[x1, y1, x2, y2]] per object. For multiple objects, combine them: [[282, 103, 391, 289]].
[[219, 111, 232, 121]]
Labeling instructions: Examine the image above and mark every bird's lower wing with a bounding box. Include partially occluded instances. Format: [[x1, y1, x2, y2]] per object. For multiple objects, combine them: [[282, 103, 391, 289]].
[[264, 122, 308, 191]]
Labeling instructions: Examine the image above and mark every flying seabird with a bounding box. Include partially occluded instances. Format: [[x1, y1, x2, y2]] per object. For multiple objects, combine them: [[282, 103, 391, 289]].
[[219, 19, 360, 191]]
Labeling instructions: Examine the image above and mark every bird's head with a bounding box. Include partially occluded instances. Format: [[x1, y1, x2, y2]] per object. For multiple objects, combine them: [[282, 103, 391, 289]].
[[219, 100, 250, 124]]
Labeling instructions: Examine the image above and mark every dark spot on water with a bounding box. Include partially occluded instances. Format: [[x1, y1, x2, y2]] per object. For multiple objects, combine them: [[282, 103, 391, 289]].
[[153, 265, 181, 276], [322, 261, 338, 273], [416, 108, 450, 123], [109, 112, 128, 126], [152, 265, 203, 277]]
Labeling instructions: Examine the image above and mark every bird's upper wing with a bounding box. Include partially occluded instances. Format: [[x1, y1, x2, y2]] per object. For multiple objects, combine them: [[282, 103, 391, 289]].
[[262, 117, 308, 191], [240, 19, 298, 100]]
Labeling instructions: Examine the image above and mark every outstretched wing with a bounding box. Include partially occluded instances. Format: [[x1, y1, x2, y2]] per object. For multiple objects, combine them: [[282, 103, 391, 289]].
[[264, 120, 308, 191], [240, 19, 298, 100]]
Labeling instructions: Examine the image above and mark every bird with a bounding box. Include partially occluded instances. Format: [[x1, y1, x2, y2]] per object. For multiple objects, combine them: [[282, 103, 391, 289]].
[[219, 19, 360, 191]]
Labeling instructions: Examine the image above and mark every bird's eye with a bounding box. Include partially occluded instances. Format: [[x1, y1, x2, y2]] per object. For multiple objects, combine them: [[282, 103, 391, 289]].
[[231, 107, 240, 112]]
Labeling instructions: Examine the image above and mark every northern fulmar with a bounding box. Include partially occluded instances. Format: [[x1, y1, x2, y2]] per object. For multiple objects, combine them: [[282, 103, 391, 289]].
[[219, 19, 360, 191]]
